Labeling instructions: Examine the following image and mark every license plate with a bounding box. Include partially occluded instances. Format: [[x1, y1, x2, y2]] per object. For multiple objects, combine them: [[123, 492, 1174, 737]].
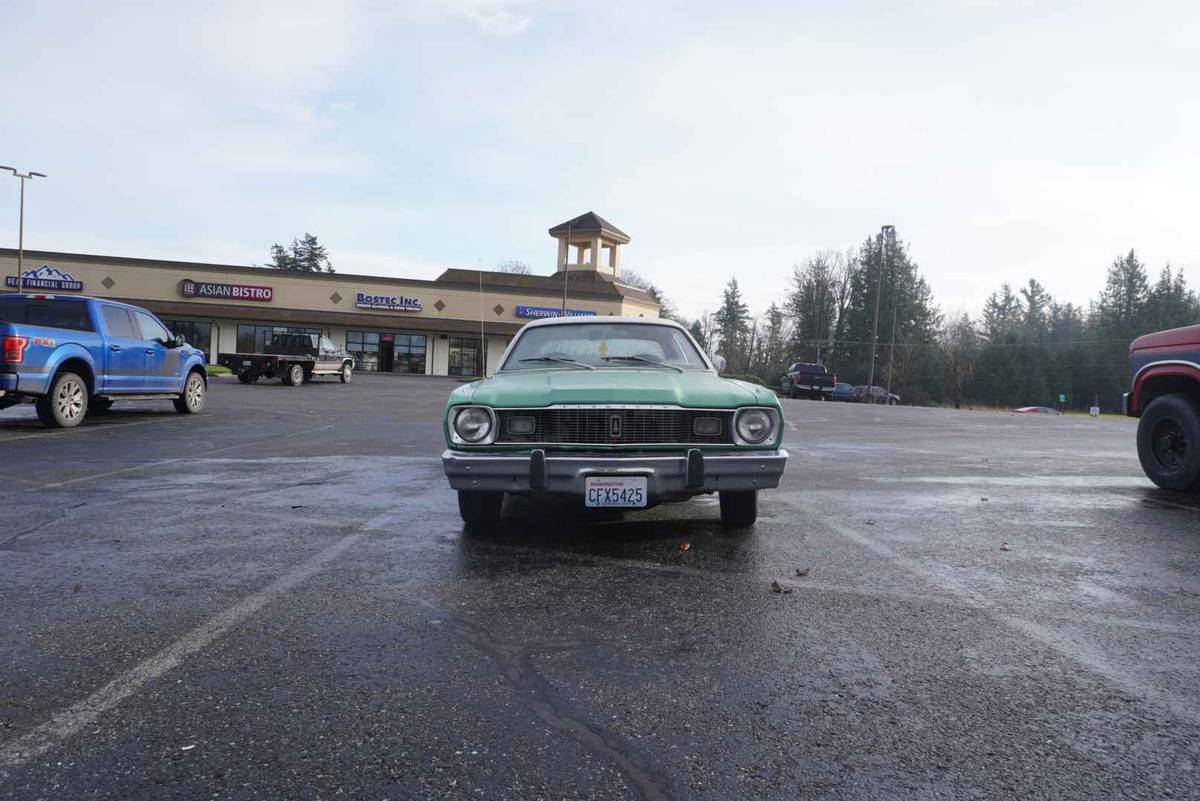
[[241, 360, 252, 366], [585, 476, 647, 508]]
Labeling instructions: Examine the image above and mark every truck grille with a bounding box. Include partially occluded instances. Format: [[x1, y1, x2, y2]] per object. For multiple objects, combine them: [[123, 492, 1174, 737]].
[[495, 407, 734, 445]]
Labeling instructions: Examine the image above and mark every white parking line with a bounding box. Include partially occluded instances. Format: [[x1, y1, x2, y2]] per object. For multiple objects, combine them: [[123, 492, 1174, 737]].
[[34, 424, 335, 489], [0, 529, 365, 773], [0, 415, 186, 444]]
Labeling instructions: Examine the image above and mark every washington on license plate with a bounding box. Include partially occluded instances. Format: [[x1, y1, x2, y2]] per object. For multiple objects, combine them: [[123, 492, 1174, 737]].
[[584, 476, 647, 508]]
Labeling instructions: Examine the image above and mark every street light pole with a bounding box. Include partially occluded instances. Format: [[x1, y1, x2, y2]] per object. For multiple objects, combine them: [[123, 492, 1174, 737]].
[[0, 166, 48, 293], [866, 225, 892, 404], [883, 225, 898, 401]]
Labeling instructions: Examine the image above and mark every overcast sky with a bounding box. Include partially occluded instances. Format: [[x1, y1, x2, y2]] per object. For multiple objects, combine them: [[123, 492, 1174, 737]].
[[4, 1, 1198, 319]]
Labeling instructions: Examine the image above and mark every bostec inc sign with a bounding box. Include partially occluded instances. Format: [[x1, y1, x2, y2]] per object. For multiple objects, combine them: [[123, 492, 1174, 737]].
[[5, 265, 84, 292], [356, 291, 422, 312], [515, 305, 596, 319], [179, 278, 273, 302]]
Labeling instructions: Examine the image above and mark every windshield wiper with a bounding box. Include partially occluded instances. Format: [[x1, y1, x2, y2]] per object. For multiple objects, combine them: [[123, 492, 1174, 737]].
[[601, 355, 683, 373], [518, 356, 596, 370]]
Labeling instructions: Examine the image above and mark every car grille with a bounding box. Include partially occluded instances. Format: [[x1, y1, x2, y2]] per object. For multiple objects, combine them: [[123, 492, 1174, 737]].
[[495, 408, 734, 445]]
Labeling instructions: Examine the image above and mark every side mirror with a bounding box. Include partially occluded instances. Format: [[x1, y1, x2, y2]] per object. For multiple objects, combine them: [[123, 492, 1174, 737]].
[[173, 334, 186, 348], [712, 354, 727, 374]]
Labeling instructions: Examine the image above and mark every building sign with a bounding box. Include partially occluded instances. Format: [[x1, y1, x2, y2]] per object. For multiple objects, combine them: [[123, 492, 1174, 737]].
[[179, 278, 273, 302], [356, 291, 422, 312], [5, 265, 84, 292], [515, 305, 596, 319]]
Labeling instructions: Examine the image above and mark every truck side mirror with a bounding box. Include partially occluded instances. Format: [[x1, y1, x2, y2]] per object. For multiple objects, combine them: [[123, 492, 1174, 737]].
[[712, 354, 727, 373], [173, 334, 186, 348]]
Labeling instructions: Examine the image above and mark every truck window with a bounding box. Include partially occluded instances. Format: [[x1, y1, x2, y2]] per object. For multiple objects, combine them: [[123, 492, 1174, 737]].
[[0, 298, 95, 331], [101, 306, 137, 338], [134, 311, 171, 343]]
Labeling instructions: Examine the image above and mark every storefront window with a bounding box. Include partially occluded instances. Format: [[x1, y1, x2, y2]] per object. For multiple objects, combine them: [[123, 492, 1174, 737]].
[[393, 334, 427, 374], [448, 336, 482, 377], [348, 330, 426, 373], [237, 324, 319, 354], [163, 320, 213, 360], [347, 330, 380, 371]]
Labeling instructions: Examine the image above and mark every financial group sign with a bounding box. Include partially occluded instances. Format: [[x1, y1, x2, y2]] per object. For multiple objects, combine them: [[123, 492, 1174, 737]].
[[5, 265, 84, 292], [356, 291, 422, 312], [179, 278, 273, 302]]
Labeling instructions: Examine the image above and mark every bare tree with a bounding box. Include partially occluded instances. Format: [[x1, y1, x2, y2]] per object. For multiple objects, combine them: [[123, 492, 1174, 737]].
[[496, 260, 532, 274], [939, 313, 982, 409]]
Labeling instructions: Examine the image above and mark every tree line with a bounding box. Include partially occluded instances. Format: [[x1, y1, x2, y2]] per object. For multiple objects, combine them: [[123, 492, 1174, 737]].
[[660, 231, 1199, 411]]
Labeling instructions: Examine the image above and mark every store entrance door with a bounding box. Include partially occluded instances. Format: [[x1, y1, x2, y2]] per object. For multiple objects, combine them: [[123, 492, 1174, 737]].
[[448, 336, 483, 377], [379, 335, 395, 372]]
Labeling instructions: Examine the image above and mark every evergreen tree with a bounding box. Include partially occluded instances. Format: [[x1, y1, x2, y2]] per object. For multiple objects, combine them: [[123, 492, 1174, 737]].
[[269, 233, 335, 273], [713, 278, 750, 372]]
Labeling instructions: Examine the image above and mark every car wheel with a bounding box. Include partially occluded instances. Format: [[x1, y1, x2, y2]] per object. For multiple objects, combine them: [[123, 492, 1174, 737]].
[[174, 371, 206, 414], [286, 364, 304, 387], [458, 490, 503, 528], [340, 363, 352, 384], [237, 372, 253, 384], [36, 371, 88, 429], [719, 490, 757, 527], [889, 398, 898, 406], [87, 397, 114, 416], [1137, 393, 1200, 490]]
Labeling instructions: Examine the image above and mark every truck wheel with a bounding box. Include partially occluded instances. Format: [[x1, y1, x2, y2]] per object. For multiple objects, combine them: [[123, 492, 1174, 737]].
[[302, 371, 314, 383], [174, 371, 206, 414], [285, 364, 304, 387], [237, 372, 253, 384], [1137, 393, 1200, 490], [788, 386, 798, 399], [36, 371, 89, 429], [340, 364, 352, 384], [458, 491, 503, 528], [719, 490, 757, 527]]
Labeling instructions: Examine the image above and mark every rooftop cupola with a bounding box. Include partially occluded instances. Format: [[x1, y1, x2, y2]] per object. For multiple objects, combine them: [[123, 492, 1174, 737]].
[[548, 212, 630, 281]]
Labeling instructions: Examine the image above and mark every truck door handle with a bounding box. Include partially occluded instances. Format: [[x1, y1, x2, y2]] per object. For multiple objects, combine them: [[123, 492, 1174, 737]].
[[109, 344, 122, 351], [145, 348, 156, 354]]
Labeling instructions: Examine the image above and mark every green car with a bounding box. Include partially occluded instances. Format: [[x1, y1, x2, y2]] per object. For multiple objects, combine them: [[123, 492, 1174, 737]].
[[441, 317, 788, 527]]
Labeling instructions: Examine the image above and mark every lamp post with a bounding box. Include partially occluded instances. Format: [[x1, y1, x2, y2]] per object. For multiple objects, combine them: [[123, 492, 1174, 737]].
[[866, 224, 894, 404], [0, 166, 48, 292]]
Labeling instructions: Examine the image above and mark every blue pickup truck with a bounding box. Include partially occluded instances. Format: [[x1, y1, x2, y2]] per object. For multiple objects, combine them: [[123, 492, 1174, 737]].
[[0, 294, 208, 428]]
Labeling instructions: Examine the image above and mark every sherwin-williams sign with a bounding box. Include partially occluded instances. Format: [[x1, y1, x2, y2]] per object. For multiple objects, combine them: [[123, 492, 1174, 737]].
[[179, 278, 273, 302], [356, 291, 422, 312], [5, 265, 84, 291], [515, 305, 596, 319]]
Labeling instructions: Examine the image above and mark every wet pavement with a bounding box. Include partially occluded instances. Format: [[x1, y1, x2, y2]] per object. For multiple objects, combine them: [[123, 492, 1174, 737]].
[[1, 374, 1199, 800]]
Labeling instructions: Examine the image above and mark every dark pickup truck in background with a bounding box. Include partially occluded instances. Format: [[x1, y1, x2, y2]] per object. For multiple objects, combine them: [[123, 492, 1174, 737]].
[[219, 333, 354, 387], [780, 362, 836, 400], [1125, 323, 1200, 490]]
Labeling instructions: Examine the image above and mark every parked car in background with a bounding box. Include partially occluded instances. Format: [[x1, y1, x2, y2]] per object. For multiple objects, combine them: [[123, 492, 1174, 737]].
[[441, 317, 787, 528], [218, 332, 353, 386], [852, 385, 901, 405], [0, 294, 208, 428], [1124, 323, 1200, 490], [831, 381, 855, 402], [780, 362, 835, 400], [1012, 406, 1062, 415]]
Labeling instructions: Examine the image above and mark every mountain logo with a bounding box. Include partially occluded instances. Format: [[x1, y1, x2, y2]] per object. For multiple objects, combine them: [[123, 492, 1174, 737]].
[[4, 264, 85, 292]]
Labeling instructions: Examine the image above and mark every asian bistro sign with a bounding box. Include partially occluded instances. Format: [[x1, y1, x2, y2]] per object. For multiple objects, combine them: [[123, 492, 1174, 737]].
[[179, 278, 273, 302]]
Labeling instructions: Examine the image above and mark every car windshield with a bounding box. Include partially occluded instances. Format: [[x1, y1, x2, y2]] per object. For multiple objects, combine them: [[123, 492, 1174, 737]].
[[501, 322, 708, 371]]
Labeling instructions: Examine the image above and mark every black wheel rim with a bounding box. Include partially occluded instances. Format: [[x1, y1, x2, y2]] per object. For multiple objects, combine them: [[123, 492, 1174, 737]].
[[1151, 418, 1187, 470]]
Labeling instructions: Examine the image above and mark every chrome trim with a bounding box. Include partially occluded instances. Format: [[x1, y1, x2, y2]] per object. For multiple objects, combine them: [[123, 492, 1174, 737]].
[[489, 404, 740, 447], [447, 405, 498, 445], [732, 407, 780, 446], [1131, 359, 1200, 382], [495, 404, 734, 411]]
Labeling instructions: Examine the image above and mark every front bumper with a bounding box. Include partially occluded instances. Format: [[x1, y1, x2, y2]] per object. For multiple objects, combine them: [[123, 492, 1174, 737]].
[[442, 448, 788, 495]]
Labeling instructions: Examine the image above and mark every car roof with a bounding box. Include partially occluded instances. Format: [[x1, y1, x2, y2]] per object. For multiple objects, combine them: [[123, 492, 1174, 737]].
[[1, 293, 145, 312], [519, 315, 683, 330]]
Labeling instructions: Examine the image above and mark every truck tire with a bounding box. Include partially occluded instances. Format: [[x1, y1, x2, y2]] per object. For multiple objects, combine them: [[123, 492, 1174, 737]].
[[719, 490, 757, 527], [458, 491, 503, 528], [174, 371, 206, 414], [237, 372, 254, 384], [35, 371, 89, 429], [340, 363, 352, 384], [788, 385, 798, 399], [1137, 393, 1200, 490], [285, 364, 304, 387]]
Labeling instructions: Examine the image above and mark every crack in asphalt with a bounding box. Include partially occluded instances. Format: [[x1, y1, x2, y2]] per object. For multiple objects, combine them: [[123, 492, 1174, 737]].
[[433, 608, 673, 801]]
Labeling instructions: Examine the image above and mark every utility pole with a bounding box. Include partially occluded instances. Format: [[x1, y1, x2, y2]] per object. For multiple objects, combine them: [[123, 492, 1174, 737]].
[[866, 225, 892, 403], [0, 166, 48, 292], [883, 225, 898, 401]]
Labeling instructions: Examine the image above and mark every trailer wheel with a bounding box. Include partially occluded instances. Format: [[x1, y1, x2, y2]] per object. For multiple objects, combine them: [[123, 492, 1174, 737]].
[[285, 363, 305, 387], [237, 371, 254, 384]]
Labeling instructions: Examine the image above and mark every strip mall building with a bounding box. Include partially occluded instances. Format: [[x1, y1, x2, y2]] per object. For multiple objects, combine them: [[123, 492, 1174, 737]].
[[0, 213, 659, 377]]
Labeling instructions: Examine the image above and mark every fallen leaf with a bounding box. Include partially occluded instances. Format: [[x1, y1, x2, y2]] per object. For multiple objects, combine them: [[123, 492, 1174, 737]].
[[795, 568, 809, 577], [770, 580, 793, 594], [678, 541, 690, 551]]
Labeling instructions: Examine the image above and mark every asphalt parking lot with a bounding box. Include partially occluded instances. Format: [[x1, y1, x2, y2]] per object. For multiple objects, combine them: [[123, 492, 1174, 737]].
[[2, 374, 1199, 800]]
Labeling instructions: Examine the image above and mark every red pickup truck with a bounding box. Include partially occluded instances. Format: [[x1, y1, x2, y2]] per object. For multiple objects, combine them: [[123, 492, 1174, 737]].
[[1125, 324, 1200, 489]]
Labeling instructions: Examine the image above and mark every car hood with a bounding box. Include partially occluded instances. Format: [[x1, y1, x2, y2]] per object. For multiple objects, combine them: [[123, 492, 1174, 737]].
[[452, 369, 776, 408]]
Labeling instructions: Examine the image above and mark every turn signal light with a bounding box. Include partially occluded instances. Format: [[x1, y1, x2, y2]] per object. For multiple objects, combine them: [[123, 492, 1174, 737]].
[[693, 416, 722, 436], [2, 335, 28, 364]]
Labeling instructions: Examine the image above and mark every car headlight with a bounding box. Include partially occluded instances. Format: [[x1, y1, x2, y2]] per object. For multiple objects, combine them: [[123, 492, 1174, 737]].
[[452, 406, 494, 443], [735, 408, 774, 444]]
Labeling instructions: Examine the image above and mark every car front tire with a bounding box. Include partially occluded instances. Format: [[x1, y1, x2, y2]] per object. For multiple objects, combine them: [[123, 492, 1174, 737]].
[[36, 371, 88, 429], [340, 364, 352, 383], [458, 490, 503, 528], [174, 371, 206, 414], [719, 490, 757, 527], [1137, 393, 1200, 490]]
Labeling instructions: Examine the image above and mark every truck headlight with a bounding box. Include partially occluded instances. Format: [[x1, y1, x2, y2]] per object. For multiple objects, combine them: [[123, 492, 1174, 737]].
[[735, 408, 774, 444], [452, 406, 494, 444]]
